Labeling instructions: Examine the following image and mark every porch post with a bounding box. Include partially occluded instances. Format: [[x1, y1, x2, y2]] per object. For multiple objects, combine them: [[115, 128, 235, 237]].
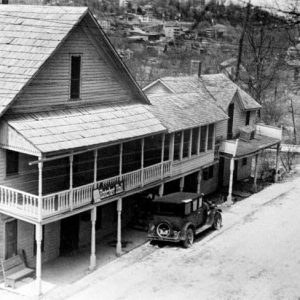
[[179, 131, 184, 160], [38, 159, 43, 222], [227, 157, 235, 204], [89, 207, 97, 270], [197, 170, 202, 194], [274, 143, 280, 182], [35, 223, 43, 296], [69, 154, 74, 211], [141, 138, 144, 186], [253, 154, 259, 192], [119, 143, 123, 178], [188, 129, 192, 158], [169, 133, 175, 160], [116, 198, 122, 256], [159, 183, 164, 197], [161, 133, 165, 179], [180, 176, 185, 192], [93, 150, 98, 187]]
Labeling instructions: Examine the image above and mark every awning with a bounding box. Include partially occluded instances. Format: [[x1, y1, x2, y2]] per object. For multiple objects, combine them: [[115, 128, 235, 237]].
[[0, 104, 166, 156]]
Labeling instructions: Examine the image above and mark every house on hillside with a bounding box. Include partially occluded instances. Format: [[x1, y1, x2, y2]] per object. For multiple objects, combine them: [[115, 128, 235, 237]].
[[143, 72, 282, 203], [0, 5, 235, 296]]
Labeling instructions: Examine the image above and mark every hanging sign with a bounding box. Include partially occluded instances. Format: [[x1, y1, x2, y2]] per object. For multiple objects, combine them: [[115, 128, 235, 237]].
[[93, 179, 124, 202]]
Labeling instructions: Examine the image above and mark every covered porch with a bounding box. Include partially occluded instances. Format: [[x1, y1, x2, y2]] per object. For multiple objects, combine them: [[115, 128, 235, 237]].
[[219, 124, 282, 204]]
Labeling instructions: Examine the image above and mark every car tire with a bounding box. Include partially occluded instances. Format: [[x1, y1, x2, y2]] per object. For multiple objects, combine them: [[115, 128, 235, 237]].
[[183, 228, 194, 248], [212, 212, 222, 230]]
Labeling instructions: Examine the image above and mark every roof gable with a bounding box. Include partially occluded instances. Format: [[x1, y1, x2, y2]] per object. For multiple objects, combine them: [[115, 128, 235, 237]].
[[0, 5, 149, 117]]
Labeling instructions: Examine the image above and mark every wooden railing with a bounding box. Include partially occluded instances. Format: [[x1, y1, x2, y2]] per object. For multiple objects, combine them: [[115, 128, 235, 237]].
[[0, 161, 172, 220]]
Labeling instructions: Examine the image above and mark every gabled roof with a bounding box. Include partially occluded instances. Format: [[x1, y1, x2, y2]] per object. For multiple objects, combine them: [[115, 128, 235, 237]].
[[145, 74, 261, 111], [3, 103, 165, 154], [0, 5, 149, 117], [148, 93, 228, 132], [200, 74, 261, 111]]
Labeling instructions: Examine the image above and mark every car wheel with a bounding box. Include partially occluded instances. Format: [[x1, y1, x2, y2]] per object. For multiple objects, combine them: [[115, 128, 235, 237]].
[[183, 228, 194, 248], [213, 213, 222, 230]]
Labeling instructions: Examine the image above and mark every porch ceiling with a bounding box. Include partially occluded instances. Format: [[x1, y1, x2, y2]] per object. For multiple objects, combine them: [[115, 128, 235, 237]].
[[3, 103, 166, 155]]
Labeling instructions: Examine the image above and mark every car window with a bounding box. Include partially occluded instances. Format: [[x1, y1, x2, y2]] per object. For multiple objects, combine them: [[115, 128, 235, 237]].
[[193, 199, 198, 211], [184, 203, 191, 215]]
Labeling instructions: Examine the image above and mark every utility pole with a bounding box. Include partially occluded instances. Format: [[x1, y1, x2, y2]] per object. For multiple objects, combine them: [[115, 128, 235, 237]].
[[235, 1, 251, 82]]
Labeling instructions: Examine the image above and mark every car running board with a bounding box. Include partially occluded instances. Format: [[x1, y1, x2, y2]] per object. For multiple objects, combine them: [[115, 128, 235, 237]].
[[195, 224, 212, 235]]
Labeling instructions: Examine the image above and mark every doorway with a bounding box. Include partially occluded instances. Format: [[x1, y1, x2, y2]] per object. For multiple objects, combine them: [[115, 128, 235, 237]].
[[60, 215, 80, 255], [227, 103, 234, 139], [5, 219, 17, 259]]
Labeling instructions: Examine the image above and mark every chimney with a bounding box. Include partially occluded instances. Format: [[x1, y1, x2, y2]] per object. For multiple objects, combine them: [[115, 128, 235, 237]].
[[190, 60, 202, 77]]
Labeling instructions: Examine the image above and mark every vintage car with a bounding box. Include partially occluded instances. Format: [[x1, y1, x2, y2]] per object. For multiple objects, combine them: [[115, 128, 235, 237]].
[[148, 192, 222, 248]]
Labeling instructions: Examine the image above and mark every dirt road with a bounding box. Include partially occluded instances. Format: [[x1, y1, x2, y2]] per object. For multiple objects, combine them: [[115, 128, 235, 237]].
[[65, 176, 300, 300]]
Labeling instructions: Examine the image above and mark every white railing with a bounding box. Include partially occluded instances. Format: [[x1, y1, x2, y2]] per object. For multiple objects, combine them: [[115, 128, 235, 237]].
[[0, 161, 173, 220], [0, 185, 39, 217]]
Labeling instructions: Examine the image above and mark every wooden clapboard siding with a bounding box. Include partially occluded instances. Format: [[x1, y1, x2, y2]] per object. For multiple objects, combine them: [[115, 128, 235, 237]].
[[215, 120, 227, 140], [172, 151, 214, 177], [10, 23, 135, 113]]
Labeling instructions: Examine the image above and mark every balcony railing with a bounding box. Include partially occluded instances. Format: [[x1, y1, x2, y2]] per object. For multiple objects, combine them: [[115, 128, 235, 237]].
[[0, 160, 172, 220]]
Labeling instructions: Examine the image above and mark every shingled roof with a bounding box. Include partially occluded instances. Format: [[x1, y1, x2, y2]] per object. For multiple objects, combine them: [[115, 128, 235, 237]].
[[200, 74, 261, 111], [148, 93, 228, 132], [3, 103, 165, 154], [148, 74, 261, 111]]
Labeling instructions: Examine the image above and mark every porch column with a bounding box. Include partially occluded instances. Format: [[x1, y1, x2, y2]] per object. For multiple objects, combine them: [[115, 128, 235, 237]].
[[180, 176, 185, 192], [93, 150, 98, 187], [116, 198, 122, 256], [38, 159, 43, 222], [227, 157, 235, 204], [169, 133, 175, 160], [197, 170, 202, 194], [253, 154, 259, 192], [35, 223, 43, 296], [179, 131, 184, 160], [119, 143, 123, 178], [159, 183, 164, 197], [274, 143, 280, 182], [141, 138, 144, 186], [161, 133, 165, 179], [89, 207, 97, 270], [69, 154, 74, 211], [188, 129, 192, 158]]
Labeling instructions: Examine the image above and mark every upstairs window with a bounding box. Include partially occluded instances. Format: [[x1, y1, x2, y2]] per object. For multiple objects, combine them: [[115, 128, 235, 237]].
[[245, 111, 251, 126], [207, 124, 214, 150], [6, 150, 19, 176], [182, 129, 190, 158], [70, 55, 81, 99], [200, 126, 207, 153]]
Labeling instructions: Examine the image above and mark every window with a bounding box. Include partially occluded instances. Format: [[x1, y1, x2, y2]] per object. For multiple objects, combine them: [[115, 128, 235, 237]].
[[203, 165, 214, 180], [245, 111, 251, 126], [207, 124, 214, 150], [163, 134, 170, 161], [200, 126, 207, 152], [184, 202, 191, 215], [5, 220, 17, 259], [192, 199, 198, 211], [6, 150, 19, 175], [191, 127, 199, 155], [173, 131, 182, 160], [242, 157, 248, 166], [182, 129, 190, 158], [70, 55, 81, 99]]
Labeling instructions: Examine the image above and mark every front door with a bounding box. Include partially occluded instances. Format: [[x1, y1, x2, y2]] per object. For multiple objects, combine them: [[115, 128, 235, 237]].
[[227, 103, 234, 139], [5, 220, 17, 259], [60, 215, 80, 255]]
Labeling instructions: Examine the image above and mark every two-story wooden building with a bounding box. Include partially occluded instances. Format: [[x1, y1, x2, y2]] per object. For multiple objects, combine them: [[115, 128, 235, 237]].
[[0, 5, 231, 295], [143, 73, 282, 203]]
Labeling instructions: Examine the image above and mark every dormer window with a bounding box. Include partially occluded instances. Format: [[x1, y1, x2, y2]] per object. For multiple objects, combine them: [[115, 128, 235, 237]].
[[70, 55, 81, 100]]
